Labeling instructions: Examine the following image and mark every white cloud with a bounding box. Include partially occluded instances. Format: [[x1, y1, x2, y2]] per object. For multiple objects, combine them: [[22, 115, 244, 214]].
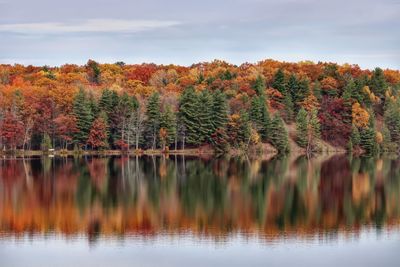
[[0, 19, 180, 34]]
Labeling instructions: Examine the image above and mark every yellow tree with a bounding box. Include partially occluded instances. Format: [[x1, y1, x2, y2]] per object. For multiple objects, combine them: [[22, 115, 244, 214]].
[[352, 102, 370, 128], [300, 93, 320, 112]]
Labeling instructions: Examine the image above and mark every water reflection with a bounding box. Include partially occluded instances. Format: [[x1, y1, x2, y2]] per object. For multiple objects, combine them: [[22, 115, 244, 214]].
[[0, 155, 399, 242]]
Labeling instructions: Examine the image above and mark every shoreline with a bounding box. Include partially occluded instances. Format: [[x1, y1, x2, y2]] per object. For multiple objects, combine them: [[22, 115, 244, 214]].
[[0, 147, 349, 158]]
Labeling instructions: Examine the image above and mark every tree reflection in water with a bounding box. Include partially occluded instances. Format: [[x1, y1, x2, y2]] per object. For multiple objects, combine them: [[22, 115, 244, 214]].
[[0, 155, 399, 242]]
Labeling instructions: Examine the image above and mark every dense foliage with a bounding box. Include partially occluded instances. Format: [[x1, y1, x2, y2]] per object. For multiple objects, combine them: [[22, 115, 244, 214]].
[[0, 59, 399, 154]]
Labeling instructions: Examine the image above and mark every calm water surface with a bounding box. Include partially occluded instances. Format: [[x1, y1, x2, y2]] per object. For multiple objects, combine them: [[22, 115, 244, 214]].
[[0, 155, 399, 266]]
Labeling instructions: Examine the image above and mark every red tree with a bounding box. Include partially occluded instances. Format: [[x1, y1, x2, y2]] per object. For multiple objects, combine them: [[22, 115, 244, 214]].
[[1, 112, 24, 150], [318, 96, 351, 147], [53, 114, 78, 149], [87, 117, 108, 149]]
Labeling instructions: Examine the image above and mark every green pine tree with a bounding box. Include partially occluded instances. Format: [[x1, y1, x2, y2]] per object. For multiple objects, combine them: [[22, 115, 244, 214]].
[[178, 87, 199, 145], [211, 90, 229, 132], [73, 88, 93, 147], [287, 74, 299, 103], [360, 127, 376, 154], [87, 92, 99, 118], [249, 96, 270, 141], [369, 67, 387, 96], [145, 92, 161, 149], [210, 127, 229, 154], [197, 89, 213, 143], [384, 99, 400, 144], [272, 69, 286, 95], [238, 111, 251, 146], [99, 89, 113, 114], [253, 75, 266, 97], [381, 124, 394, 152], [98, 89, 115, 144], [283, 90, 294, 122], [312, 81, 322, 101], [160, 105, 177, 148], [296, 79, 310, 106], [343, 78, 356, 101], [360, 112, 378, 154], [308, 108, 321, 152], [350, 125, 361, 147], [269, 114, 289, 154], [356, 75, 372, 108], [296, 108, 308, 148]]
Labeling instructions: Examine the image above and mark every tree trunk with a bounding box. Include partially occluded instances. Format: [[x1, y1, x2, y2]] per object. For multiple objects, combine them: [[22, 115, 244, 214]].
[[175, 136, 177, 151], [152, 129, 156, 150]]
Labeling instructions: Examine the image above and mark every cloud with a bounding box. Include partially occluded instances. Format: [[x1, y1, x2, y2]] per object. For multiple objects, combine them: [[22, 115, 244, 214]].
[[0, 19, 180, 34]]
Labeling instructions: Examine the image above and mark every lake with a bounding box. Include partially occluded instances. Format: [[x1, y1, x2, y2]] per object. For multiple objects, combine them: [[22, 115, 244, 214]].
[[0, 155, 399, 267]]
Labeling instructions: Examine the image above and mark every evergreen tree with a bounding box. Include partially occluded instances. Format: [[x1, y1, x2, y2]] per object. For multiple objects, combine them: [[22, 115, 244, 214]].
[[350, 125, 361, 147], [249, 96, 270, 141], [109, 90, 120, 145], [238, 111, 251, 145], [384, 99, 400, 144], [197, 89, 213, 143], [343, 78, 356, 101], [296, 79, 310, 105], [313, 81, 322, 101], [272, 69, 286, 95], [111, 90, 120, 108], [98, 89, 121, 146], [210, 127, 229, 154], [369, 67, 387, 96], [381, 124, 396, 152], [259, 99, 271, 141], [356, 75, 373, 108], [283, 90, 294, 122], [145, 92, 161, 149], [178, 87, 199, 146], [73, 88, 93, 147], [160, 105, 177, 148], [249, 96, 262, 123], [87, 92, 99, 118], [98, 89, 113, 114], [360, 112, 378, 154], [287, 74, 299, 103], [269, 114, 289, 153], [360, 127, 376, 154], [253, 75, 266, 96], [296, 108, 308, 148], [308, 108, 321, 152], [98, 89, 113, 141], [342, 80, 354, 128], [211, 90, 229, 132]]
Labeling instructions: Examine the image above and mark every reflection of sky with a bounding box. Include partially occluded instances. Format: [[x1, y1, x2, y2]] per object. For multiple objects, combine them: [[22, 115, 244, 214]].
[[0, 0, 399, 69], [1, 229, 400, 267]]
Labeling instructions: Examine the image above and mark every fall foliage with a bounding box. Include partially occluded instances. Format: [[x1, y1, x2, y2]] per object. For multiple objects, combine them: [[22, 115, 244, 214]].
[[0, 59, 399, 154]]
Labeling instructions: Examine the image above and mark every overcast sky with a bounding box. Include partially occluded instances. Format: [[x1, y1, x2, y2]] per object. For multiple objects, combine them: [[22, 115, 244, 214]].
[[0, 0, 399, 69]]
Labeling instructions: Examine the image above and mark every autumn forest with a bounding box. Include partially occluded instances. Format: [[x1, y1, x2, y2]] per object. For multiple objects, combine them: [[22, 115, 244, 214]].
[[1, 59, 400, 155]]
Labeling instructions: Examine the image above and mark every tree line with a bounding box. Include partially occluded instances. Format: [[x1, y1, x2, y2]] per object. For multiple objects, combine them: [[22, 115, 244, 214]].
[[65, 84, 288, 154], [0, 59, 399, 155]]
